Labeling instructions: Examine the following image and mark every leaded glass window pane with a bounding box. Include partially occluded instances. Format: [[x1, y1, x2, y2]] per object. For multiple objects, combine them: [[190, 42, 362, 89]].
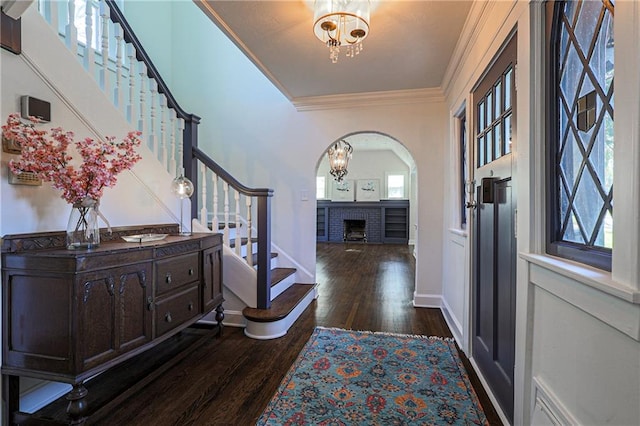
[[551, 0, 614, 263]]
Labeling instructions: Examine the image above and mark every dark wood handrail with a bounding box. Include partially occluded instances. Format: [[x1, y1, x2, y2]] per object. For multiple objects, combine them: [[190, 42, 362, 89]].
[[106, 0, 198, 123], [192, 146, 273, 198]]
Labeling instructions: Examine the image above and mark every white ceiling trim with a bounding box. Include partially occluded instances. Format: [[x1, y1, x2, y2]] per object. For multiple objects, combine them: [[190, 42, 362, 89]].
[[441, 0, 492, 100], [293, 87, 445, 112]]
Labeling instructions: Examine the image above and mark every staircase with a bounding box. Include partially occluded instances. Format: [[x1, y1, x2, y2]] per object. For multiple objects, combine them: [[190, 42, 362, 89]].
[[23, 0, 316, 339]]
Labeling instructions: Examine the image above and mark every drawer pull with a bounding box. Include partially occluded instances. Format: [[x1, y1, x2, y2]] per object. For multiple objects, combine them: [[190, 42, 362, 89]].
[[165, 273, 172, 284], [165, 312, 172, 323], [147, 296, 154, 311], [188, 302, 194, 311], [188, 268, 194, 276]]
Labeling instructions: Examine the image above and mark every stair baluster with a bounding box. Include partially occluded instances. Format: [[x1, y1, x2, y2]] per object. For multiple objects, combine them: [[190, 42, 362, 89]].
[[169, 110, 177, 175], [211, 173, 219, 232], [222, 181, 230, 247], [234, 191, 241, 257], [82, 1, 94, 73], [159, 95, 168, 169], [99, 0, 109, 93], [137, 62, 147, 135], [200, 163, 208, 229], [177, 117, 185, 173], [65, 0, 77, 55], [113, 23, 124, 109], [149, 79, 158, 157], [126, 43, 136, 123], [246, 196, 253, 267]]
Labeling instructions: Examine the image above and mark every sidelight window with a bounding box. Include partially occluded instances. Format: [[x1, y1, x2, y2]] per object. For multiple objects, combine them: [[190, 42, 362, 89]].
[[459, 114, 467, 229], [547, 0, 614, 270]]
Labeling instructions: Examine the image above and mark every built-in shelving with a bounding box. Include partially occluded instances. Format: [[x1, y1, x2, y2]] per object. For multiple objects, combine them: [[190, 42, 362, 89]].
[[316, 200, 409, 244]]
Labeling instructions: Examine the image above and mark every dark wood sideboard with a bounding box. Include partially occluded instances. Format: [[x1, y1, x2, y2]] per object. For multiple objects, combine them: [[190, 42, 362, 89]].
[[1, 224, 224, 425]]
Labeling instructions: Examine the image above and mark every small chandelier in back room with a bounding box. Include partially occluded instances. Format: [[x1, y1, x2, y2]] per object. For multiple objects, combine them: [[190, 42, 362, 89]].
[[313, 0, 370, 63], [327, 139, 353, 182]]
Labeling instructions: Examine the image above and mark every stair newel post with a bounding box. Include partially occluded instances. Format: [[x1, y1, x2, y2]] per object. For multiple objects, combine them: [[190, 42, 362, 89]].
[[234, 190, 242, 256], [83, 0, 95, 73], [64, 0, 78, 54], [246, 196, 253, 267], [200, 163, 208, 227], [99, 0, 110, 93], [114, 23, 124, 109], [256, 194, 273, 309], [182, 113, 200, 222]]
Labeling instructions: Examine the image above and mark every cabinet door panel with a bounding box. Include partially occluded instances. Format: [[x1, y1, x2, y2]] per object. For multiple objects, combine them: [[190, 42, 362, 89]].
[[79, 263, 151, 370], [5, 274, 72, 373], [119, 268, 152, 351]]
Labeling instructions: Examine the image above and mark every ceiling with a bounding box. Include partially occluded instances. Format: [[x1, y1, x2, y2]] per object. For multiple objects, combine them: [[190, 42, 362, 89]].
[[196, 0, 473, 101]]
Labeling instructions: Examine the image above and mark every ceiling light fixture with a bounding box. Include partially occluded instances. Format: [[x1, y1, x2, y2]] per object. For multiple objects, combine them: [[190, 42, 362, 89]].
[[327, 140, 353, 182], [313, 0, 370, 64]]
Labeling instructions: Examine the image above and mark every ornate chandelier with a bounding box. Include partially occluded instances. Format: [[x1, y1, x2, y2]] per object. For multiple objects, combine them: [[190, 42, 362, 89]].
[[327, 140, 353, 182], [313, 0, 370, 64]]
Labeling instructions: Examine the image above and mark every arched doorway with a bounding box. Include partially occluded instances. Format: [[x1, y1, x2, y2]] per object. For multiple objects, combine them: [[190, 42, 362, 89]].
[[314, 131, 418, 299]]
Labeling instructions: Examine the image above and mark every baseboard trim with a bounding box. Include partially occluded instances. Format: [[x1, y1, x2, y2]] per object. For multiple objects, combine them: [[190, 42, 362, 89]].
[[440, 299, 463, 345], [412, 293, 441, 308]]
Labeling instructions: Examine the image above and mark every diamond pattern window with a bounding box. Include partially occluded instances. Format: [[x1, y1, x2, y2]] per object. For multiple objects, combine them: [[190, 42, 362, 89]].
[[548, 0, 614, 270]]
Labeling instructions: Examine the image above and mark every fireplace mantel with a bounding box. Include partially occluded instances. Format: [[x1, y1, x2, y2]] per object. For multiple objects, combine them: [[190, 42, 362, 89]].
[[316, 200, 409, 244]]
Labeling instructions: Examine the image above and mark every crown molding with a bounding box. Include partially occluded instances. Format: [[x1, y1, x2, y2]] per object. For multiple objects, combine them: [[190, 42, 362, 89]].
[[441, 0, 494, 100], [292, 87, 445, 112]]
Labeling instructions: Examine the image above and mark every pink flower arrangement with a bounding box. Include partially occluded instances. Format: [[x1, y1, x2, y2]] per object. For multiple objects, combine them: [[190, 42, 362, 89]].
[[3, 113, 142, 205]]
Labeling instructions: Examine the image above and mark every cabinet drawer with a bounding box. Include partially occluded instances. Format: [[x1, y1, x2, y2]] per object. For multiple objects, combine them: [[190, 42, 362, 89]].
[[155, 252, 200, 295], [155, 285, 200, 336]]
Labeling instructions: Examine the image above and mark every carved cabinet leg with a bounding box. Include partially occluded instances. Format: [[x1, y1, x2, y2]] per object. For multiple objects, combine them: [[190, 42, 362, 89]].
[[2, 374, 19, 426], [215, 304, 225, 336], [66, 383, 88, 424]]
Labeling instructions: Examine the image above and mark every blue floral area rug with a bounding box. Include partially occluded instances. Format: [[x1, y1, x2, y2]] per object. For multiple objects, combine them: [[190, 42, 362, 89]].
[[257, 327, 488, 426]]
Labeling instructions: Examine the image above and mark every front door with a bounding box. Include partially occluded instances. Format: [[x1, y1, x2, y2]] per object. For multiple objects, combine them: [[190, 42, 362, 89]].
[[471, 33, 517, 423]]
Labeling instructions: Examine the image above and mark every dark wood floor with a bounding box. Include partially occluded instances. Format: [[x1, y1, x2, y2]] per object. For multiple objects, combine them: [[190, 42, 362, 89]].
[[42, 243, 502, 425]]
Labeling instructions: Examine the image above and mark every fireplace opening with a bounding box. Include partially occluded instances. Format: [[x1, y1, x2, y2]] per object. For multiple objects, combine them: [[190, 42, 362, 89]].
[[343, 219, 367, 242]]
